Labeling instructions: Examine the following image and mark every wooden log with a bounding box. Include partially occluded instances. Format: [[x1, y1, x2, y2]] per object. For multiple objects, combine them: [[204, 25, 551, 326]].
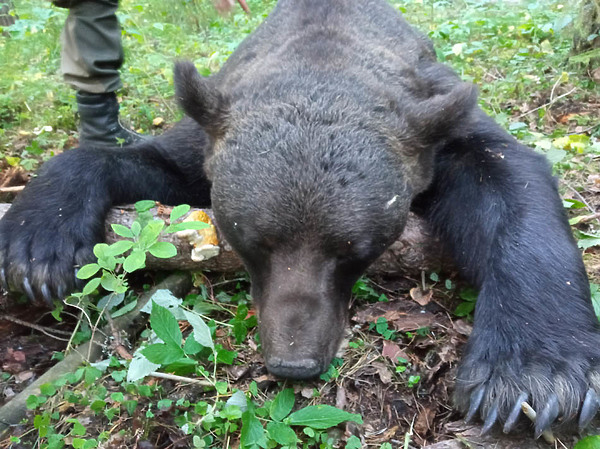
[[0, 203, 449, 276]]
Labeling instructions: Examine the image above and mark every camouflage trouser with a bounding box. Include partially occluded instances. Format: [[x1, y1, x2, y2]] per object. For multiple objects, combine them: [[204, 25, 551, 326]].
[[52, 0, 123, 93]]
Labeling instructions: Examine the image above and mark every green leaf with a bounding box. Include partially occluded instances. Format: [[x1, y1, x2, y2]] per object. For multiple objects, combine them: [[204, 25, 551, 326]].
[[151, 302, 182, 346], [241, 410, 268, 449], [165, 221, 210, 233], [563, 199, 587, 209], [135, 200, 156, 212], [139, 220, 165, 249], [170, 204, 190, 221], [345, 435, 362, 449], [270, 388, 295, 421], [124, 399, 138, 416], [111, 299, 138, 318], [454, 301, 476, 317], [111, 224, 134, 238], [141, 289, 183, 315], [266, 421, 298, 446], [69, 419, 86, 436], [131, 221, 142, 237], [183, 310, 214, 349], [215, 347, 236, 364], [574, 436, 600, 449], [82, 277, 101, 296], [106, 240, 134, 256], [226, 390, 248, 412], [183, 332, 203, 355], [97, 254, 117, 271], [127, 352, 160, 382], [40, 383, 56, 396], [100, 272, 122, 292], [90, 399, 106, 413], [84, 367, 103, 384], [142, 342, 185, 365], [458, 288, 478, 302], [93, 243, 109, 259], [123, 250, 146, 273], [97, 293, 125, 311], [545, 147, 566, 166], [286, 405, 363, 429], [76, 263, 100, 280], [111, 392, 124, 403], [148, 241, 177, 259], [33, 412, 50, 437], [577, 231, 600, 250], [163, 357, 198, 375]]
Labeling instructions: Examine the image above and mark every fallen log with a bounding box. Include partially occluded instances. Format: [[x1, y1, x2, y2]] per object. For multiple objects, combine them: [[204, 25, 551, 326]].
[[0, 203, 449, 276]]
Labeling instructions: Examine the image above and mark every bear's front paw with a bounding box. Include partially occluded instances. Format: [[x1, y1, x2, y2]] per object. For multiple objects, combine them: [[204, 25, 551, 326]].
[[455, 332, 600, 437], [0, 204, 97, 304]]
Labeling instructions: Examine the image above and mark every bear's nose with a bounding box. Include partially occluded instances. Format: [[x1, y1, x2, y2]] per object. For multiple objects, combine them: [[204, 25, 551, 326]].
[[265, 356, 322, 380]]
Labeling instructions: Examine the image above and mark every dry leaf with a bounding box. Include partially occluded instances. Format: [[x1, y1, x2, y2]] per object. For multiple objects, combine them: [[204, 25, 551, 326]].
[[372, 361, 392, 384], [452, 319, 472, 336], [410, 286, 433, 306], [414, 404, 436, 435], [382, 340, 408, 362]]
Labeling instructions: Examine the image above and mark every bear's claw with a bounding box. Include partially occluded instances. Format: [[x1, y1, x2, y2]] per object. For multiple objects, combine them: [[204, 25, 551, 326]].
[[502, 391, 528, 434], [534, 394, 559, 439], [579, 389, 599, 431]]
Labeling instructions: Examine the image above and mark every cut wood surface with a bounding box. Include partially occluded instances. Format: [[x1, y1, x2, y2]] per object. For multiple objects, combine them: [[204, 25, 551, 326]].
[[0, 203, 449, 275]]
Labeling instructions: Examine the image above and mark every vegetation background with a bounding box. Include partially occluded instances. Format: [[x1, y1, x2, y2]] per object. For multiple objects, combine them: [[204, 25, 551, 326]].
[[0, 0, 599, 448]]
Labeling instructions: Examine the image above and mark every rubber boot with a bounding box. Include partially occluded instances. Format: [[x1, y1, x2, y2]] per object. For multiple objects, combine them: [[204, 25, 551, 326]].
[[76, 91, 144, 148]]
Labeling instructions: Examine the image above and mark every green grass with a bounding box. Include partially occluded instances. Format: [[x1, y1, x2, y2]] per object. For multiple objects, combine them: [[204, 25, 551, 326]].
[[1, 0, 597, 171]]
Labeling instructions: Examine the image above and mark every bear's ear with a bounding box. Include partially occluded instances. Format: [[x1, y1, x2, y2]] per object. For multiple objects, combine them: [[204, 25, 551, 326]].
[[406, 81, 478, 143], [173, 60, 230, 140]]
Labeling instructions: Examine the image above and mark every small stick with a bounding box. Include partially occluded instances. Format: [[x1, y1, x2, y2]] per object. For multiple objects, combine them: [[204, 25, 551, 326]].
[[516, 87, 577, 118], [0, 186, 24, 193], [575, 212, 600, 224], [149, 371, 214, 387], [0, 314, 72, 339], [521, 401, 555, 444]]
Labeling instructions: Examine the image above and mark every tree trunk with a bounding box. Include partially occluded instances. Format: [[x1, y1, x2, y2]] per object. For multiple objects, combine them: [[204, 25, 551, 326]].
[[0, 1, 16, 34], [572, 0, 600, 71], [0, 203, 450, 276]]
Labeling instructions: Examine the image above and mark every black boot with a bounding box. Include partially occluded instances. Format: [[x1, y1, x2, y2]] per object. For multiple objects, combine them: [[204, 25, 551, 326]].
[[76, 91, 145, 148]]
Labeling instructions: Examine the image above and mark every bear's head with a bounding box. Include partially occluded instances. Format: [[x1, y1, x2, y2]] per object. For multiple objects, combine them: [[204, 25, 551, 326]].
[[174, 61, 476, 379]]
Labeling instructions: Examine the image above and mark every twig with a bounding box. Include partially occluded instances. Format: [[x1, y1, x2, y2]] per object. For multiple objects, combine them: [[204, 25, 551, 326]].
[[565, 182, 597, 214], [149, 371, 214, 387], [106, 313, 133, 360], [549, 74, 563, 102], [0, 314, 72, 340], [0, 186, 24, 193], [516, 87, 577, 118], [575, 212, 600, 224], [521, 401, 555, 444]]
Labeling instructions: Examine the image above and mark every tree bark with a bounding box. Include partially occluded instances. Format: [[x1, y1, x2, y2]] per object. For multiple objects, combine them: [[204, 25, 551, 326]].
[[0, 1, 15, 36], [572, 0, 600, 70], [0, 203, 450, 276]]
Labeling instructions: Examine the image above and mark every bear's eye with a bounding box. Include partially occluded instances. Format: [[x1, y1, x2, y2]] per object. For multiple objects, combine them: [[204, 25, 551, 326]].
[[334, 239, 374, 263]]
